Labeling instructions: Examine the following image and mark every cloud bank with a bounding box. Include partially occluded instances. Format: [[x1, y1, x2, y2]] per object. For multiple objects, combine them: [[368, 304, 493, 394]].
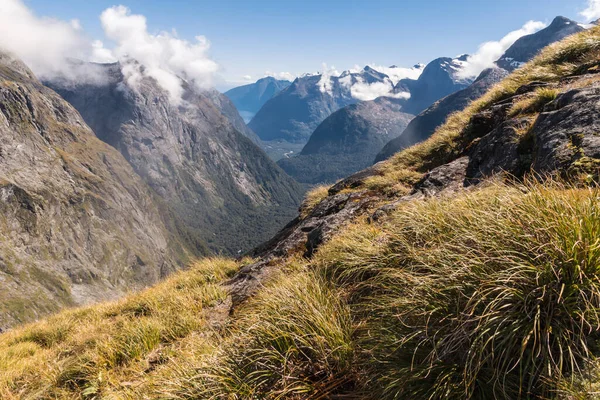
[[350, 79, 410, 101], [317, 63, 340, 95], [100, 6, 219, 104], [368, 64, 424, 85], [0, 1, 220, 105], [265, 71, 296, 81], [581, 0, 600, 22], [0, 0, 94, 79], [457, 20, 546, 79]]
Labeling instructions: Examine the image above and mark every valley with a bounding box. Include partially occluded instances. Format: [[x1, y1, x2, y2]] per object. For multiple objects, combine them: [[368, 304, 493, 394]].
[[1, 1, 600, 399]]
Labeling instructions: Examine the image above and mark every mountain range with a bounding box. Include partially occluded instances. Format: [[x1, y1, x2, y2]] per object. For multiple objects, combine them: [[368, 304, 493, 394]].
[[246, 65, 423, 159], [278, 97, 414, 184], [377, 15, 584, 163], [47, 62, 303, 256], [275, 16, 584, 184]]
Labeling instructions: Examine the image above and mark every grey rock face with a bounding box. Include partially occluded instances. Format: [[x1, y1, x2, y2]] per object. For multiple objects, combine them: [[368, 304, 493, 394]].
[[376, 68, 509, 162], [530, 85, 600, 175], [47, 62, 303, 255], [497, 16, 584, 71], [461, 78, 600, 182], [0, 53, 190, 327], [202, 88, 261, 144], [278, 97, 414, 184]]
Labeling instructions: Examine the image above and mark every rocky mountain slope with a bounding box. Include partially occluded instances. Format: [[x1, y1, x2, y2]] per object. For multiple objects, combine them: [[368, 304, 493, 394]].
[[3, 23, 600, 400], [278, 97, 414, 184], [47, 62, 303, 254], [202, 88, 261, 143], [375, 68, 509, 162], [225, 76, 291, 122], [497, 16, 584, 71], [0, 53, 204, 328]]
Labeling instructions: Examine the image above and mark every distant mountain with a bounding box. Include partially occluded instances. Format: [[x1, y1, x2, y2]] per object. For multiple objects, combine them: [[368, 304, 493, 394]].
[[47, 62, 303, 255], [497, 16, 584, 71], [248, 66, 420, 145], [225, 77, 291, 122], [396, 55, 474, 115], [275, 57, 473, 183], [375, 68, 509, 162], [278, 97, 414, 184]]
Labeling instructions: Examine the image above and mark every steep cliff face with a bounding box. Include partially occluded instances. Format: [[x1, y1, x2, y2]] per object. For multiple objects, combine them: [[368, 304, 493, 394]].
[[47, 62, 303, 255], [0, 53, 197, 328], [278, 97, 414, 184], [202, 88, 261, 144]]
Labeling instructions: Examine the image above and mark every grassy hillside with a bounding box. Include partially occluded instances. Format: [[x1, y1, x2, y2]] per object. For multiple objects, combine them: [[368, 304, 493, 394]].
[[2, 184, 600, 399], [3, 24, 600, 400]]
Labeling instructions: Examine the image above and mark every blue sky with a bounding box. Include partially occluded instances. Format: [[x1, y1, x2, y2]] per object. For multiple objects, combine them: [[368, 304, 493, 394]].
[[21, 0, 596, 88]]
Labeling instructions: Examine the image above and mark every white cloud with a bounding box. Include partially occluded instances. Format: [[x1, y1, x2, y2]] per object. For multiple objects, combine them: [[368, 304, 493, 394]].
[[350, 79, 393, 101], [0, 1, 220, 104], [90, 40, 117, 63], [457, 20, 546, 79], [242, 75, 253, 81], [265, 71, 296, 81], [317, 63, 340, 96], [368, 64, 424, 85], [100, 5, 219, 104], [338, 74, 353, 89], [0, 0, 92, 79], [350, 78, 410, 101], [582, 0, 600, 22]]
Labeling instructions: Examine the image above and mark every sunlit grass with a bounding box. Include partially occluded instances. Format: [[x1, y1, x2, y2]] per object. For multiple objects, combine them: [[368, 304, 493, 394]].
[[0, 258, 238, 398], [299, 184, 331, 218]]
